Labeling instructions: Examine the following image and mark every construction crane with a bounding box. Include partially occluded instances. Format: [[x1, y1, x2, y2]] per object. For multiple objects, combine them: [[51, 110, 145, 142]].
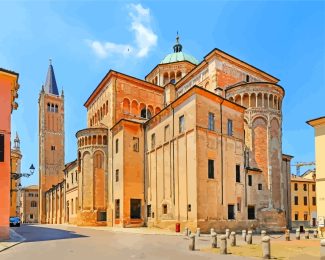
[[291, 162, 315, 175]]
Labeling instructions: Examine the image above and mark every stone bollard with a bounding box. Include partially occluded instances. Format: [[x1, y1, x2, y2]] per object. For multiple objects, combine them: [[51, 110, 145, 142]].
[[296, 229, 300, 240], [184, 227, 189, 237], [210, 228, 215, 235], [242, 230, 247, 241], [211, 232, 217, 248], [196, 228, 201, 237], [261, 230, 266, 237], [313, 229, 318, 238], [220, 235, 227, 254], [189, 234, 196, 251], [230, 231, 236, 246], [225, 229, 230, 239], [305, 230, 309, 239], [262, 236, 271, 259], [321, 239, 325, 260], [246, 230, 253, 244], [285, 229, 290, 241]]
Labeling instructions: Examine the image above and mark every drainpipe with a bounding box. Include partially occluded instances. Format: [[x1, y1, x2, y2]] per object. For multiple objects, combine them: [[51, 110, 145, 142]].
[[220, 100, 224, 205], [143, 124, 148, 226], [110, 128, 114, 225], [172, 107, 175, 206]]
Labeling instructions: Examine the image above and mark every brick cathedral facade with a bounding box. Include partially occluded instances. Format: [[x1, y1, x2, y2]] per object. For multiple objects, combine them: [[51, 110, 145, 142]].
[[42, 36, 293, 232]]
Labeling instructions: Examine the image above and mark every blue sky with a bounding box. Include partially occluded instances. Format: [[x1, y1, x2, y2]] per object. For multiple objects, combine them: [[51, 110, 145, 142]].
[[1, 1, 324, 186]]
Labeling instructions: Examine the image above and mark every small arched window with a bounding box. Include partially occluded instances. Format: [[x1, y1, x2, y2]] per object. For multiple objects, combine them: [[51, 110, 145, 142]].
[[47, 103, 51, 112], [140, 108, 152, 119], [55, 104, 58, 113], [31, 201, 37, 207], [103, 135, 108, 145]]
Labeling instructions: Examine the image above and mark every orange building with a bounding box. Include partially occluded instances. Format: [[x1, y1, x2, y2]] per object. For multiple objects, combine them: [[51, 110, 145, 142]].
[[0, 68, 20, 240]]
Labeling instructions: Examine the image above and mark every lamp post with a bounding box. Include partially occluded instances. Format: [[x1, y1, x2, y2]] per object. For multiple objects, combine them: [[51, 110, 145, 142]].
[[10, 164, 35, 217], [11, 163, 35, 180]]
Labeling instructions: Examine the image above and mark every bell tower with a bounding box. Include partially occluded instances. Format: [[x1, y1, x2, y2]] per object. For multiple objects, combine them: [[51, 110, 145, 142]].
[[38, 60, 65, 223]]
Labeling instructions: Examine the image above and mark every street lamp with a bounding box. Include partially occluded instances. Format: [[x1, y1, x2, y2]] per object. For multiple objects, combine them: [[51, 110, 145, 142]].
[[11, 163, 35, 180]]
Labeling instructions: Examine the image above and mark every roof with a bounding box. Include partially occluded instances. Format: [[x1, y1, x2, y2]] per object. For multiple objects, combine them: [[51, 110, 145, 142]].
[[291, 175, 315, 182], [84, 70, 163, 108], [23, 185, 38, 190], [0, 68, 19, 79], [44, 61, 59, 95], [160, 52, 199, 65], [306, 116, 325, 127]]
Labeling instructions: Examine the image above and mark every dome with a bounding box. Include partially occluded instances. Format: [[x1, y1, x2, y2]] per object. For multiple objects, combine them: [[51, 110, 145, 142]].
[[160, 34, 199, 65], [160, 52, 199, 65]]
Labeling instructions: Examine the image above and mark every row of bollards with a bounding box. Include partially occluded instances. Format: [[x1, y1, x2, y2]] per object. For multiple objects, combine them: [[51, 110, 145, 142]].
[[187, 227, 325, 259], [295, 229, 318, 240]]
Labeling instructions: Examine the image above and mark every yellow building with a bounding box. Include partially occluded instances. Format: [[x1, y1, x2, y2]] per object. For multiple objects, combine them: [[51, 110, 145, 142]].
[[291, 173, 317, 229], [10, 133, 22, 216], [64, 160, 78, 224], [19, 185, 39, 223], [307, 116, 325, 234]]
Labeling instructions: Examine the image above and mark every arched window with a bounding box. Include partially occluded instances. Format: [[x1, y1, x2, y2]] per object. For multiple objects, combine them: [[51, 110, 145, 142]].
[[141, 108, 147, 118], [140, 108, 152, 119], [51, 104, 54, 112], [103, 135, 108, 145], [163, 72, 169, 85], [55, 104, 58, 113], [98, 135, 102, 145], [106, 101, 108, 114], [94, 152, 103, 169], [47, 103, 51, 112], [123, 98, 131, 114], [31, 201, 37, 207]]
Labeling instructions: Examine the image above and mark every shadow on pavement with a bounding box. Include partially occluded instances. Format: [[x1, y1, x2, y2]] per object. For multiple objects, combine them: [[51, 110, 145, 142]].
[[12, 224, 88, 243]]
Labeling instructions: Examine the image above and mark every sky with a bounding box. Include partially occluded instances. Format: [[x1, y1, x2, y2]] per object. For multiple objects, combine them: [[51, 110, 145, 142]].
[[1, 0, 324, 186]]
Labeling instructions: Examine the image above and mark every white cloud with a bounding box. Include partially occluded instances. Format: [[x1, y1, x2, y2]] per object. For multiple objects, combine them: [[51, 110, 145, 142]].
[[88, 3, 157, 59]]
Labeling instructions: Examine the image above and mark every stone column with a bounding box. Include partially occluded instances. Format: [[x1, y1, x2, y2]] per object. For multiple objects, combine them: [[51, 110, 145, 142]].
[[321, 240, 325, 260], [211, 232, 217, 248], [296, 229, 300, 240], [184, 227, 188, 236], [230, 232, 236, 246], [262, 236, 271, 259], [189, 234, 196, 251], [305, 230, 309, 239], [247, 230, 253, 244], [242, 230, 247, 241], [225, 229, 230, 239], [220, 235, 227, 254], [285, 229, 290, 241], [196, 228, 201, 237]]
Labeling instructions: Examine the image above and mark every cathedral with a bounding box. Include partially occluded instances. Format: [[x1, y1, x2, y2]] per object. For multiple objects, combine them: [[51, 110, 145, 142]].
[[40, 36, 293, 232]]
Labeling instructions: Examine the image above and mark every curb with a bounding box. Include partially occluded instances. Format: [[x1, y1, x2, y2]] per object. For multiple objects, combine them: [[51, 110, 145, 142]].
[[0, 229, 26, 253]]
